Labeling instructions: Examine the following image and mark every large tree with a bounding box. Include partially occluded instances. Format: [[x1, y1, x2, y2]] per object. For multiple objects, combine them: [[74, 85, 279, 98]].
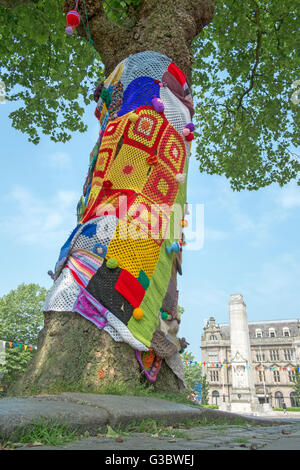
[[0, 284, 48, 388], [2, 0, 299, 396]]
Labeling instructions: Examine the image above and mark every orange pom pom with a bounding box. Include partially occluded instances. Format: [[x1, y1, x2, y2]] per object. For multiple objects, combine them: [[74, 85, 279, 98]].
[[133, 308, 144, 320]]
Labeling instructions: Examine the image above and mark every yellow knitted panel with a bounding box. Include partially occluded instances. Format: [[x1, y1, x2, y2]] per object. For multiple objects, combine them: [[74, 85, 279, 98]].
[[126, 194, 170, 244], [157, 123, 186, 174], [105, 144, 150, 192], [106, 221, 160, 278], [99, 103, 107, 127], [125, 107, 167, 151], [83, 115, 129, 217], [101, 115, 128, 147]]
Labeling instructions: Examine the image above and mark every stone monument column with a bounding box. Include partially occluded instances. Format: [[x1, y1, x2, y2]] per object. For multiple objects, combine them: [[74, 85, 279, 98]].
[[228, 294, 260, 414]]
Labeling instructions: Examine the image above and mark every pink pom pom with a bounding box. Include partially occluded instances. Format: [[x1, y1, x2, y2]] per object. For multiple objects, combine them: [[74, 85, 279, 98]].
[[182, 128, 190, 136], [65, 26, 74, 35]]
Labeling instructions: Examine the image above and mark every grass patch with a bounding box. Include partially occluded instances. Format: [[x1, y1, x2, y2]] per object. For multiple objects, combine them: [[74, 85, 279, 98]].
[[0, 419, 79, 449], [105, 419, 188, 439], [274, 407, 300, 412], [98, 381, 201, 407], [10, 378, 207, 410], [234, 438, 249, 444], [23, 379, 202, 408], [102, 414, 255, 441]]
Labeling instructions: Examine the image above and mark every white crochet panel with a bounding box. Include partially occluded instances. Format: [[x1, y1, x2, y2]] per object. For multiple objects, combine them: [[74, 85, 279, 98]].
[[55, 215, 118, 278], [106, 312, 149, 351], [120, 51, 172, 90], [70, 215, 118, 254], [43, 267, 80, 312], [160, 86, 192, 138]]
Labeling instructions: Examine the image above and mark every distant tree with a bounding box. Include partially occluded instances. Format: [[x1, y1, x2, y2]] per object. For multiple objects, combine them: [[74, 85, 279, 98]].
[[0, 283, 48, 386], [292, 369, 300, 407], [182, 350, 209, 404]]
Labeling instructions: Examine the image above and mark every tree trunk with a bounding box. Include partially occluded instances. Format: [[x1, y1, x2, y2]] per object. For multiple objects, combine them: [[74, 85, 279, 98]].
[[10, 312, 182, 396], [9, 0, 214, 397]]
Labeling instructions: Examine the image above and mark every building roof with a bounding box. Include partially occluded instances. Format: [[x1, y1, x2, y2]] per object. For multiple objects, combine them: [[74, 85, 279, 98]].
[[218, 319, 300, 340]]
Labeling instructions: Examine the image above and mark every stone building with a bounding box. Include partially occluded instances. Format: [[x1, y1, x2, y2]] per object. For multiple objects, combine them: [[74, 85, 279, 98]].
[[201, 312, 300, 409]]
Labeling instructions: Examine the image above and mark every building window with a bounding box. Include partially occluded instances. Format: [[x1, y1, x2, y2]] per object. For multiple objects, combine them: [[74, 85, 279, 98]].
[[208, 352, 218, 362], [284, 349, 294, 361], [273, 370, 280, 383], [269, 328, 276, 338], [283, 328, 290, 337], [270, 350, 279, 361], [288, 370, 295, 382], [290, 392, 299, 408], [209, 370, 219, 382], [275, 391, 283, 408], [212, 390, 220, 406], [209, 335, 217, 341], [255, 350, 265, 362], [259, 370, 266, 382], [256, 329, 263, 338]]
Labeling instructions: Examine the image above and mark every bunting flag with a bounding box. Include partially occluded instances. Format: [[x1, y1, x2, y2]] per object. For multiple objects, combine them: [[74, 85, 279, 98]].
[[0, 339, 36, 352], [183, 360, 300, 372]]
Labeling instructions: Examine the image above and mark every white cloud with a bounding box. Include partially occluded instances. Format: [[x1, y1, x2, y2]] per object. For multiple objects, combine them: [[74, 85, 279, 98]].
[[0, 185, 78, 246], [274, 181, 300, 209]]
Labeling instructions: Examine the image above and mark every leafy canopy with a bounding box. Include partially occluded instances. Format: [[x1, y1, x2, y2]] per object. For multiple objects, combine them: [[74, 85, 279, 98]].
[[0, 0, 299, 189], [193, 0, 300, 190], [182, 350, 209, 404], [0, 0, 104, 144], [0, 283, 48, 344], [0, 283, 48, 386], [292, 369, 300, 403]]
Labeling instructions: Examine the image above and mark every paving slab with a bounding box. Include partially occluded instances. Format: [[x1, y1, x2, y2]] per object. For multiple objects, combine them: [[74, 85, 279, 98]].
[[0, 396, 109, 437], [0, 393, 296, 446], [14, 423, 300, 451], [26, 392, 292, 427]]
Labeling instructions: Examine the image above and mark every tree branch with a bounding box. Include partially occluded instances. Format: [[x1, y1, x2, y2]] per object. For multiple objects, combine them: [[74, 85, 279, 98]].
[[63, 0, 133, 72], [63, 0, 215, 83], [184, 0, 215, 36], [236, 4, 262, 110]]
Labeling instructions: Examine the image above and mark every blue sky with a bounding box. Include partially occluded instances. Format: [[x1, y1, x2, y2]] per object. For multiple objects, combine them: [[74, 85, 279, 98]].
[[1, 97, 299, 359]]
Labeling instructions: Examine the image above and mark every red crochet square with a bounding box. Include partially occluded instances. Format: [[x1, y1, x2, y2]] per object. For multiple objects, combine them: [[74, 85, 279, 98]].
[[115, 269, 145, 308]]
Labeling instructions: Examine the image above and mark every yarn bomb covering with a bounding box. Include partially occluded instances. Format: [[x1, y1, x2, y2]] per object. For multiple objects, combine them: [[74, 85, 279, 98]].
[[44, 51, 194, 384]]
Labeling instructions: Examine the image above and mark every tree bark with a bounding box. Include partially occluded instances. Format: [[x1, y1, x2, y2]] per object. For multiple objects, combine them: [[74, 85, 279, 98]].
[[9, 0, 214, 397], [63, 0, 214, 85], [10, 311, 183, 396]]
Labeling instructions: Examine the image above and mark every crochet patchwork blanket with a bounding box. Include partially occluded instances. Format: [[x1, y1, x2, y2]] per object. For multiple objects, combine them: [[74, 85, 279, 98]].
[[44, 51, 193, 385]]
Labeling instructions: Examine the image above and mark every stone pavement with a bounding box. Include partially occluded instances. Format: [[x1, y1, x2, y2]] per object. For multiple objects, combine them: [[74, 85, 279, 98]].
[[17, 421, 300, 451], [1, 393, 300, 451]]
